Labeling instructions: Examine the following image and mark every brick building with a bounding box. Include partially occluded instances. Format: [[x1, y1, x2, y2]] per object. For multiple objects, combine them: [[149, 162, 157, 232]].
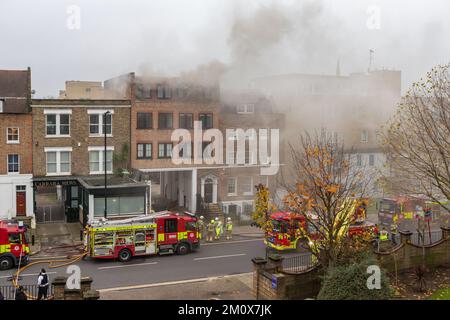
[[52, 74, 285, 224], [31, 99, 149, 225], [0, 68, 34, 222], [103, 73, 222, 214]]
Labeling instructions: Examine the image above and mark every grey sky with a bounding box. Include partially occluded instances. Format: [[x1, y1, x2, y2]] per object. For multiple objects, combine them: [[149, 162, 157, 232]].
[[0, 0, 448, 97]]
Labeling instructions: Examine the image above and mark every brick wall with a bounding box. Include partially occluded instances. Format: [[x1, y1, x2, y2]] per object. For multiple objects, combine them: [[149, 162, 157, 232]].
[[131, 100, 220, 170], [32, 104, 130, 177], [252, 228, 450, 300], [0, 113, 33, 174]]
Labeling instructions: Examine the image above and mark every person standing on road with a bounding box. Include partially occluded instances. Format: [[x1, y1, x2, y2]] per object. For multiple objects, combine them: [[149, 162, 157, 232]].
[[197, 216, 205, 240], [226, 217, 233, 240], [37, 268, 49, 300], [214, 217, 221, 240], [417, 217, 426, 245], [207, 220, 215, 242], [390, 222, 398, 245]]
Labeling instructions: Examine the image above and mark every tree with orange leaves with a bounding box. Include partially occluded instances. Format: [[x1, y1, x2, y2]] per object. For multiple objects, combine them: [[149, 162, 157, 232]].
[[282, 131, 372, 268]]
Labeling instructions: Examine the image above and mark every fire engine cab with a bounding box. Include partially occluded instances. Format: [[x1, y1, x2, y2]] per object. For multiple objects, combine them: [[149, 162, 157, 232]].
[[85, 211, 200, 262], [265, 201, 377, 251], [0, 220, 30, 270]]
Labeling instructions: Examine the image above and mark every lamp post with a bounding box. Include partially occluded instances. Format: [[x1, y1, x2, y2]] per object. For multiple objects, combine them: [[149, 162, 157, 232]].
[[104, 111, 111, 218]]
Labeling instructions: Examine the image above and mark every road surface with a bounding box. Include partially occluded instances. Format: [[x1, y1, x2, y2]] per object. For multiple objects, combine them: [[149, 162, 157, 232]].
[[0, 237, 267, 290]]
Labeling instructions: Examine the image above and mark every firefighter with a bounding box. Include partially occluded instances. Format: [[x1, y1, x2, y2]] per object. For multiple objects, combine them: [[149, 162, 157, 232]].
[[206, 220, 215, 242], [197, 216, 205, 240], [378, 227, 389, 251], [214, 217, 221, 240], [390, 221, 398, 245], [226, 217, 233, 240]]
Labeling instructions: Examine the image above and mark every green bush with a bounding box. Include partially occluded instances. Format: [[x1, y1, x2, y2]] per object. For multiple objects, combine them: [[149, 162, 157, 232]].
[[317, 255, 392, 300]]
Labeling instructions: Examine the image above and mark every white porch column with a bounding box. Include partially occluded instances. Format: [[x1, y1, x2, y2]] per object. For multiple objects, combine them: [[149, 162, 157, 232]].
[[88, 194, 95, 222], [213, 180, 218, 204], [191, 169, 197, 213]]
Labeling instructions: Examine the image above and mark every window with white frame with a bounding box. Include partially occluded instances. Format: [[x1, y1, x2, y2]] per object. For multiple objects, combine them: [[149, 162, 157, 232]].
[[88, 110, 113, 136], [237, 104, 255, 114], [88, 147, 114, 174], [158, 143, 172, 159], [7, 154, 19, 173], [360, 130, 369, 143], [242, 176, 253, 195], [45, 148, 72, 175], [0, 100, 3, 112], [356, 154, 362, 167], [369, 154, 375, 166], [45, 110, 71, 137], [227, 177, 237, 196], [7, 128, 19, 144], [137, 143, 152, 159]]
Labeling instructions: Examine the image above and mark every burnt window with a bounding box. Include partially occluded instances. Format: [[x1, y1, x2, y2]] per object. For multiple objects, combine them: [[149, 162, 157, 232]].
[[158, 113, 173, 129], [199, 113, 213, 129], [137, 113, 153, 129], [157, 84, 171, 99], [179, 113, 193, 129], [136, 83, 152, 99]]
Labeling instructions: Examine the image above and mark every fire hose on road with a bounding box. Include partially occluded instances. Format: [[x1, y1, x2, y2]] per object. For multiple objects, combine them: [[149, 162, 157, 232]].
[[11, 244, 88, 300]]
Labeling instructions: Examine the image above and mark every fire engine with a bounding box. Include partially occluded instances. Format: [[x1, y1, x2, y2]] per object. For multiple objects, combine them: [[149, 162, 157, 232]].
[[265, 200, 377, 251], [84, 211, 200, 262], [0, 220, 30, 270]]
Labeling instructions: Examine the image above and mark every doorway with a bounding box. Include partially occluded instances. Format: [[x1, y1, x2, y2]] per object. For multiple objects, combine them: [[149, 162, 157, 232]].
[[204, 179, 213, 203], [16, 185, 26, 216]]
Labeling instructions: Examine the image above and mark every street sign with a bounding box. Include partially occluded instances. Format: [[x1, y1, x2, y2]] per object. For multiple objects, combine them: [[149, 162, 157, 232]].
[[271, 275, 277, 289]]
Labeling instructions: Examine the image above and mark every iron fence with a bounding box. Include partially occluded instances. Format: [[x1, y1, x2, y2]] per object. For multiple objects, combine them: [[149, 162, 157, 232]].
[[281, 253, 316, 274], [0, 284, 53, 300], [409, 230, 443, 246]]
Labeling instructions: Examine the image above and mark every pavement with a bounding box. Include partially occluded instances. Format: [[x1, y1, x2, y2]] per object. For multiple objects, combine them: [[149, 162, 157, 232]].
[[99, 273, 254, 300], [30, 222, 84, 258]]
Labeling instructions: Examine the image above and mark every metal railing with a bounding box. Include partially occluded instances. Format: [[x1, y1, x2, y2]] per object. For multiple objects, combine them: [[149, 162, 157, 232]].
[[0, 285, 53, 300], [281, 253, 316, 274], [410, 230, 443, 246]]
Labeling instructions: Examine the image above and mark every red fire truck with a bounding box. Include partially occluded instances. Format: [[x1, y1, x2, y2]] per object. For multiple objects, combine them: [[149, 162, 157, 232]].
[[0, 220, 30, 270], [85, 211, 200, 262], [265, 205, 377, 251]]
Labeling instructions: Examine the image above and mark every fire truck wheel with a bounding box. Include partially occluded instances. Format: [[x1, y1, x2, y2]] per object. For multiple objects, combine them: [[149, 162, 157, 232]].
[[118, 249, 132, 262], [176, 243, 190, 255], [0, 256, 13, 270]]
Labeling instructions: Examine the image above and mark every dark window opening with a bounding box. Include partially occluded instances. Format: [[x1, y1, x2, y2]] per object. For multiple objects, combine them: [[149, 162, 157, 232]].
[[137, 113, 153, 129]]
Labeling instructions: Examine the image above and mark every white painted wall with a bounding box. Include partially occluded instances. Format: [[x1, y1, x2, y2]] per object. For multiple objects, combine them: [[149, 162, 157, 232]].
[[0, 174, 34, 220]]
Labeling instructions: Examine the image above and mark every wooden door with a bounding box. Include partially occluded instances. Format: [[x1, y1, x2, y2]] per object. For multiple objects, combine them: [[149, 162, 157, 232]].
[[16, 192, 26, 216]]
